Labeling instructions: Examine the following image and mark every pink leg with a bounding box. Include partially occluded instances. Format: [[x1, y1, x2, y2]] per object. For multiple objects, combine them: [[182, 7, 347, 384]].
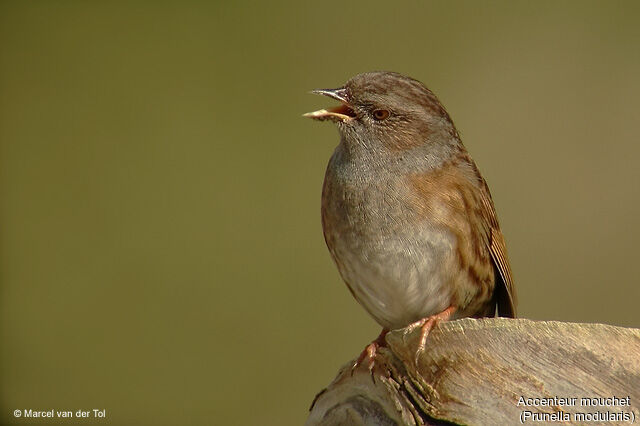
[[407, 306, 457, 364], [351, 329, 389, 374]]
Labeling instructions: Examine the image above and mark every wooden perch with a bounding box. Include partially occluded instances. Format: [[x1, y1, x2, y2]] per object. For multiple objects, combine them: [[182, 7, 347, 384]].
[[306, 318, 640, 426]]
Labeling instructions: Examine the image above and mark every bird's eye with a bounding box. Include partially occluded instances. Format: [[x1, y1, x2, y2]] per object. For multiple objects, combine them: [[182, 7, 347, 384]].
[[372, 109, 390, 121]]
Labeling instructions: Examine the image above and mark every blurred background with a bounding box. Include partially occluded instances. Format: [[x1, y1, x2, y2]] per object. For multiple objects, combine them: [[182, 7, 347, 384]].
[[1, 1, 639, 425]]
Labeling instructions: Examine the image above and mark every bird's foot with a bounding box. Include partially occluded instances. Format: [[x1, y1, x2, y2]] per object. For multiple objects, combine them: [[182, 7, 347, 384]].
[[351, 329, 389, 377], [405, 306, 457, 365]]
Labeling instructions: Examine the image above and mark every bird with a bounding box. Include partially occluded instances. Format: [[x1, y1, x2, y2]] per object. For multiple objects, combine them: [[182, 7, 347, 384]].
[[304, 71, 517, 368]]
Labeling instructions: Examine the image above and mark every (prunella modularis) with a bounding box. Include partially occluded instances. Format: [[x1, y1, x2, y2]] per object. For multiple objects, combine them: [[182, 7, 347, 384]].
[[305, 71, 517, 367]]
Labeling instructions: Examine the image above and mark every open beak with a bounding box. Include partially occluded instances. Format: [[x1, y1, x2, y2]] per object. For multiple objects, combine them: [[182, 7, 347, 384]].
[[304, 88, 356, 122]]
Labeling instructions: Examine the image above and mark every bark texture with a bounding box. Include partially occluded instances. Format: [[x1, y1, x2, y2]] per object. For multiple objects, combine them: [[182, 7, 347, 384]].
[[306, 318, 640, 426]]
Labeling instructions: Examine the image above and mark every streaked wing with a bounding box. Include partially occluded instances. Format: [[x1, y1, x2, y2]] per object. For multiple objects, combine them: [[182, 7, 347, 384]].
[[479, 181, 517, 317]]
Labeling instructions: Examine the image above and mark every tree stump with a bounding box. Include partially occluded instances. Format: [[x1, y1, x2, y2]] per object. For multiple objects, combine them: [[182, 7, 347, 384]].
[[306, 318, 640, 425]]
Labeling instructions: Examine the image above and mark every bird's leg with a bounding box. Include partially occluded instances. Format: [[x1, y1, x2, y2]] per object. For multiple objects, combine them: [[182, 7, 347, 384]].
[[406, 306, 457, 365], [351, 328, 389, 375]]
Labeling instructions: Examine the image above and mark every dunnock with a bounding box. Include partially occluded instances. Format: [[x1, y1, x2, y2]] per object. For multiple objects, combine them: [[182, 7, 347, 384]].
[[305, 71, 517, 366]]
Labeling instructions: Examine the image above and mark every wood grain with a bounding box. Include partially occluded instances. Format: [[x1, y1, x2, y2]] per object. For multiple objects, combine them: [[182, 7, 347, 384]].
[[306, 318, 640, 426]]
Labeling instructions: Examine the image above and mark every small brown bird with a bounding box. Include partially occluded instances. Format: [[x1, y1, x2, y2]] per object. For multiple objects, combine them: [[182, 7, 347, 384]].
[[305, 71, 517, 366]]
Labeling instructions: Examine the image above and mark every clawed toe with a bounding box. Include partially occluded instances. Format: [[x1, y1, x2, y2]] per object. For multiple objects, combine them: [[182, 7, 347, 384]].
[[407, 306, 457, 365], [351, 329, 389, 376], [351, 342, 376, 375]]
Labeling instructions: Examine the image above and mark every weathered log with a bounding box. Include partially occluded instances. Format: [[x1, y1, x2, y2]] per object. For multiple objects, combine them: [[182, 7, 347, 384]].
[[306, 318, 640, 425]]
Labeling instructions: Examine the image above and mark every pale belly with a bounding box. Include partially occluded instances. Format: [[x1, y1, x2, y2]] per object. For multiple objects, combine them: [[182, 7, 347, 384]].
[[322, 148, 482, 330], [327, 223, 459, 330]]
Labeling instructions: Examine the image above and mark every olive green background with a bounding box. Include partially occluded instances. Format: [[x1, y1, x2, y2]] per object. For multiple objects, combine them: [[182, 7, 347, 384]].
[[1, 1, 639, 425]]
